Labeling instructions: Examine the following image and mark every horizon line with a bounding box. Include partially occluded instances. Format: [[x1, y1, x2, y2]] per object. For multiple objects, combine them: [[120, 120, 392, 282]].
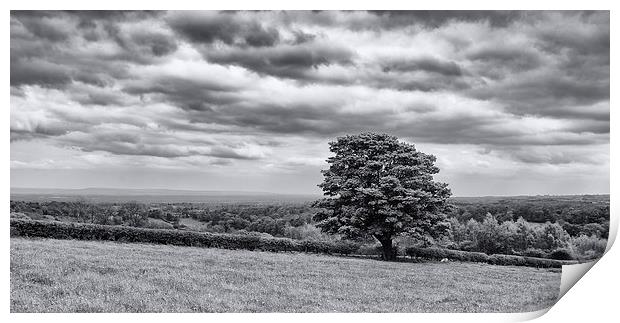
[[10, 186, 611, 198]]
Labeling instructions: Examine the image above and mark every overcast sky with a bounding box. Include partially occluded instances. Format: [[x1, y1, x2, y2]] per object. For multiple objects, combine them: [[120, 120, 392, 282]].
[[10, 11, 609, 196]]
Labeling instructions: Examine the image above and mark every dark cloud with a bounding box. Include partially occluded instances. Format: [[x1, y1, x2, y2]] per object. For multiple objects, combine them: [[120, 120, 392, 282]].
[[167, 11, 355, 80], [68, 10, 163, 22], [65, 132, 263, 160], [368, 10, 523, 29], [11, 10, 162, 39], [10, 10, 178, 90], [185, 103, 390, 137], [565, 119, 610, 134], [292, 30, 316, 44], [205, 43, 354, 80], [208, 147, 260, 160], [10, 52, 129, 89], [123, 75, 243, 111], [465, 46, 542, 78], [78, 140, 193, 158], [244, 27, 280, 47], [343, 70, 475, 93], [10, 123, 264, 161], [73, 73, 111, 88], [382, 57, 463, 76], [533, 12, 609, 57], [284, 10, 523, 31], [10, 58, 72, 87], [168, 11, 280, 47], [12, 14, 71, 41], [503, 148, 605, 165], [10, 125, 70, 142], [119, 29, 179, 58], [467, 72, 609, 122], [167, 12, 240, 44], [71, 87, 130, 106]]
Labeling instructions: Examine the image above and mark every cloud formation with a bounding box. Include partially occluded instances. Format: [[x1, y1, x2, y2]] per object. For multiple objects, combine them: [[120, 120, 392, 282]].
[[10, 10, 609, 195]]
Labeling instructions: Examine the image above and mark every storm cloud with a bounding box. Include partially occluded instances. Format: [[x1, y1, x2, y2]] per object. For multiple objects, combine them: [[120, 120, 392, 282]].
[[10, 10, 609, 195]]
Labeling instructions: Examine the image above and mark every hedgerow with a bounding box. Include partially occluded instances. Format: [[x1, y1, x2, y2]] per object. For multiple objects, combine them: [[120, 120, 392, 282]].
[[9, 219, 579, 268], [10, 219, 359, 255], [548, 248, 575, 260], [404, 246, 573, 268]]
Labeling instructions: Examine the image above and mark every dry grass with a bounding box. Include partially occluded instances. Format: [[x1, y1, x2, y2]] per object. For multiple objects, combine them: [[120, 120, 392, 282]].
[[11, 237, 560, 313], [178, 217, 213, 231]]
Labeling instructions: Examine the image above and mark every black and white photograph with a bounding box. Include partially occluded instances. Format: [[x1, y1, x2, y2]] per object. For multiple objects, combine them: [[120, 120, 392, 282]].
[[9, 9, 611, 313]]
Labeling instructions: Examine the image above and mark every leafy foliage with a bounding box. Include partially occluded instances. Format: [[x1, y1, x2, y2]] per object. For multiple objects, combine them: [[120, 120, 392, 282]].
[[569, 234, 607, 260], [449, 195, 609, 238], [447, 215, 568, 253]]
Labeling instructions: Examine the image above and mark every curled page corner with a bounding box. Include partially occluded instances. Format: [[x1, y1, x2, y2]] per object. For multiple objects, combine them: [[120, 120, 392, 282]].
[[556, 210, 617, 302], [513, 308, 551, 321], [559, 261, 598, 299]]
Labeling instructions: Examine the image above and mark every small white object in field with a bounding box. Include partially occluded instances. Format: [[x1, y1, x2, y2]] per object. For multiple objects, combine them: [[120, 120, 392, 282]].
[[440, 258, 449, 262]]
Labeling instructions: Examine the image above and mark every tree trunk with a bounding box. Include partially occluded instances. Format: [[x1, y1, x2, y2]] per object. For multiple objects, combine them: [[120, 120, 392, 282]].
[[379, 238, 396, 261]]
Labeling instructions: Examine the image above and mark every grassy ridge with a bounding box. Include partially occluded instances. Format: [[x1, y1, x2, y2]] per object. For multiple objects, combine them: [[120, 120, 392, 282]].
[[11, 237, 561, 312]]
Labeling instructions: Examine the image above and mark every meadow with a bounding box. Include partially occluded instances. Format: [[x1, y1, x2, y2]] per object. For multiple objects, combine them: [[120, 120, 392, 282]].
[[11, 237, 561, 312]]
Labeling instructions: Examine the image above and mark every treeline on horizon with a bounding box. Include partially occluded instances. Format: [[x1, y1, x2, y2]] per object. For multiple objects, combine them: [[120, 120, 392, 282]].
[[10, 195, 609, 261]]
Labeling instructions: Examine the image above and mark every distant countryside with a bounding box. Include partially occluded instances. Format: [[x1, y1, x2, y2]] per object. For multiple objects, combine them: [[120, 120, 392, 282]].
[[11, 192, 609, 262]]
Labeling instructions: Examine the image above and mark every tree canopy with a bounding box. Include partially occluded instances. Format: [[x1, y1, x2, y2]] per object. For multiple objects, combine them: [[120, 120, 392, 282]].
[[313, 133, 452, 260]]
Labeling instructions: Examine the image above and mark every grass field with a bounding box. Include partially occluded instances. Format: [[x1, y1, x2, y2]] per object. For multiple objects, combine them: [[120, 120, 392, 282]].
[[11, 237, 561, 312]]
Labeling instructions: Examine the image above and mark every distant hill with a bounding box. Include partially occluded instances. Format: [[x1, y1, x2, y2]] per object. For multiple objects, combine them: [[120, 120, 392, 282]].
[[450, 194, 610, 204], [11, 187, 299, 196], [10, 187, 609, 204], [10, 187, 320, 203]]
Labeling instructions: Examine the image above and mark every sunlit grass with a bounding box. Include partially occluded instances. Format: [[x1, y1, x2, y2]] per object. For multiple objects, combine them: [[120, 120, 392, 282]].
[[11, 237, 560, 312]]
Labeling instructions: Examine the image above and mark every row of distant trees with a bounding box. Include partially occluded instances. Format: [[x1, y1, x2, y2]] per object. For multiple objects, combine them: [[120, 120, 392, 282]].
[[10, 197, 606, 241], [10, 201, 178, 228], [451, 200, 609, 227], [442, 215, 606, 260]]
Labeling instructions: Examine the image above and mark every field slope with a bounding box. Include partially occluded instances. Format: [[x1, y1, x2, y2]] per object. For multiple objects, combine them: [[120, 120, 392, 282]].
[[11, 237, 560, 312]]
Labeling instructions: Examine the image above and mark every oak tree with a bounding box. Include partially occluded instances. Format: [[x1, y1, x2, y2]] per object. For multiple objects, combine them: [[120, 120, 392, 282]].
[[313, 133, 452, 260]]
